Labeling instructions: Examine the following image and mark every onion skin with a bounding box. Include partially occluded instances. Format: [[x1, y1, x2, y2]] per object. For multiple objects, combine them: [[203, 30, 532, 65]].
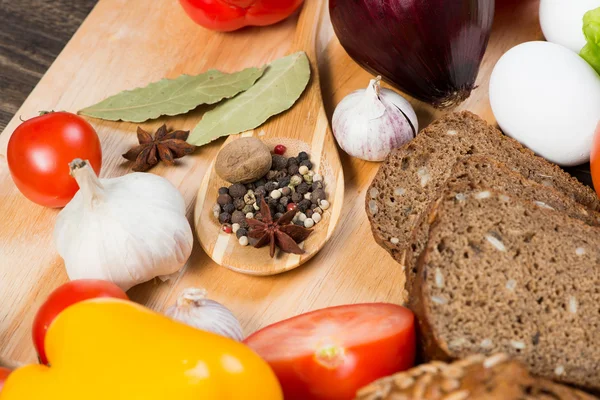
[[329, 0, 495, 108]]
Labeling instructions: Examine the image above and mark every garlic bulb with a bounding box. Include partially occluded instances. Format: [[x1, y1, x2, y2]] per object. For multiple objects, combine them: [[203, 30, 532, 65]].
[[53, 159, 193, 291], [165, 288, 244, 341], [332, 76, 418, 162]]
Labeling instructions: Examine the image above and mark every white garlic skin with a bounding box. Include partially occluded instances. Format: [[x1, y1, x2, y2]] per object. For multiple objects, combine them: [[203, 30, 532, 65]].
[[54, 160, 193, 291], [332, 77, 418, 162], [165, 288, 244, 341]]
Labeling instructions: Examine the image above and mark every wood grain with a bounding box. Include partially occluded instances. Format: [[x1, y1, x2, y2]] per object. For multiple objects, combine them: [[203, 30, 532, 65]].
[[0, 0, 590, 365], [195, 0, 344, 275], [0, 0, 97, 132]]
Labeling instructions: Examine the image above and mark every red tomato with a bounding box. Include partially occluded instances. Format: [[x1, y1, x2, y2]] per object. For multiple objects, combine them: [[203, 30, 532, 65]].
[[32, 280, 128, 364], [7, 111, 102, 208], [244, 303, 416, 400], [179, 0, 305, 32], [590, 121, 600, 197], [0, 367, 11, 393]]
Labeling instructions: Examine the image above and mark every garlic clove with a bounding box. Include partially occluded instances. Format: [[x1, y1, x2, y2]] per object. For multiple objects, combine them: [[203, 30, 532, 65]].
[[332, 77, 418, 162], [165, 288, 244, 342]]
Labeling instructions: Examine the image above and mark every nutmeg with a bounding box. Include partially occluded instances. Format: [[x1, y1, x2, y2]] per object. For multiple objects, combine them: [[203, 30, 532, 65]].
[[215, 138, 272, 184]]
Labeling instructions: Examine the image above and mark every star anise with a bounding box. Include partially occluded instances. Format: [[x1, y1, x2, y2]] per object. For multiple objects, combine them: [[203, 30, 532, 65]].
[[247, 197, 313, 258], [123, 124, 196, 172]]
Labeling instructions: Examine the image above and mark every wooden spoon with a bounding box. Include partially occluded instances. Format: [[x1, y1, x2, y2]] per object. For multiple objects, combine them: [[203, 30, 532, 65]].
[[194, 0, 344, 276]]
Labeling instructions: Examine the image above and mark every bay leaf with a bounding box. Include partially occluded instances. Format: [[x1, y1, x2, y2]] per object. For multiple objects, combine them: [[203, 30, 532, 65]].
[[78, 67, 266, 123], [187, 51, 310, 146]]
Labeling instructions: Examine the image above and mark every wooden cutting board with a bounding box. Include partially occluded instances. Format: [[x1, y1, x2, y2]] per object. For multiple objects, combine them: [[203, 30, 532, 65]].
[[0, 0, 543, 363]]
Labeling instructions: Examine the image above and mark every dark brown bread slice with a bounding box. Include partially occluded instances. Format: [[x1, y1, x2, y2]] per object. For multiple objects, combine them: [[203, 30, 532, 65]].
[[404, 155, 600, 294], [410, 188, 600, 390], [355, 354, 598, 400], [366, 111, 600, 266]]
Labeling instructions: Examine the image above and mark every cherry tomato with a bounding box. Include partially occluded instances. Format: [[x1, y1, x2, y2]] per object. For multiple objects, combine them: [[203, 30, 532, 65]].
[[0, 367, 11, 393], [7, 111, 102, 208], [244, 303, 416, 400], [179, 0, 305, 32], [590, 121, 600, 197], [33, 280, 128, 364]]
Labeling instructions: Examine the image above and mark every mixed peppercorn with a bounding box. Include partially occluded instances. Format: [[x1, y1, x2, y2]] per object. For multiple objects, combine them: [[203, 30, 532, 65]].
[[212, 147, 330, 253]]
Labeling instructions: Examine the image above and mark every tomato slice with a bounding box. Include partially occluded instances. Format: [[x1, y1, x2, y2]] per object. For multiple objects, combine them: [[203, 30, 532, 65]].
[[244, 303, 415, 400]]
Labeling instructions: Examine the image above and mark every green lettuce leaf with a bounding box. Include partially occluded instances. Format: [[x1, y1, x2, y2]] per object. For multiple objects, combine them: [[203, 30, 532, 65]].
[[581, 7, 600, 74]]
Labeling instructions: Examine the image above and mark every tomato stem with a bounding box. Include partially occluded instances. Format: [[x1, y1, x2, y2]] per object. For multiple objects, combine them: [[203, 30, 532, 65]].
[[314, 343, 346, 369]]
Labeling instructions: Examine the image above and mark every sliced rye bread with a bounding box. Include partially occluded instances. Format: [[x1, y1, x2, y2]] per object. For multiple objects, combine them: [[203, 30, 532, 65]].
[[355, 353, 598, 400], [403, 155, 600, 293], [366, 111, 600, 267], [409, 188, 600, 390]]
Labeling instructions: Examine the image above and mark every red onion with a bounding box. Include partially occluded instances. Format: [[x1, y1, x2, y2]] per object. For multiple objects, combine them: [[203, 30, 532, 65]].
[[329, 0, 495, 108]]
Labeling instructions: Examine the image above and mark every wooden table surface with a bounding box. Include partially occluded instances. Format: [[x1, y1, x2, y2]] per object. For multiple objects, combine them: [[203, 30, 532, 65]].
[[0, 0, 97, 132], [0, 0, 595, 364]]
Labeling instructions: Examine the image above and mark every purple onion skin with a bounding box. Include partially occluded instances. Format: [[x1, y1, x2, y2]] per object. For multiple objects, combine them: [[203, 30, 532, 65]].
[[329, 0, 495, 108]]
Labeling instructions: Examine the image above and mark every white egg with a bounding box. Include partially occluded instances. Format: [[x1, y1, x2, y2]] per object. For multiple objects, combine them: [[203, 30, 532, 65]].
[[489, 41, 600, 166], [539, 0, 600, 53]]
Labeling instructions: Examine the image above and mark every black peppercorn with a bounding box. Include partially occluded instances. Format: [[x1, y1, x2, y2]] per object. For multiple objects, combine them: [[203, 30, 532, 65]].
[[240, 219, 249, 229], [218, 187, 229, 195], [291, 192, 303, 203], [268, 197, 279, 208], [277, 176, 291, 188], [296, 182, 309, 195], [223, 203, 236, 214], [297, 199, 311, 212], [254, 212, 263, 221], [298, 151, 309, 161], [274, 212, 283, 220], [311, 188, 326, 204], [299, 160, 313, 169], [245, 182, 256, 191], [231, 210, 246, 225], [218, 212, 231, 224], [265, 182, 278, 193], [234, 198, 246, 210], [294, 219, 305, 226], [277, 204, 286, 214], [266, 170, 278, 180], [276, 170, 288, 180], [217, 194, 233, 205], [288, 164, 300, 175], [228, 184, 247, 199], [272, 154, 288, 171], [281, 186, 292, 196], [305, 209, 314, 218], [312, 181, 323, 191], [254, 186, 267, 198], [236, 228, 248, 239], [287, 157, 299, 167], [279, 196, 290, 206], [255, 178, 267, 187]]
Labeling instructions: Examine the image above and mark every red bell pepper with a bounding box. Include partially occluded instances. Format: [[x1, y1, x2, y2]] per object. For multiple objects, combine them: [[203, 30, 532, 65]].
[[179, 0, 305, 32]]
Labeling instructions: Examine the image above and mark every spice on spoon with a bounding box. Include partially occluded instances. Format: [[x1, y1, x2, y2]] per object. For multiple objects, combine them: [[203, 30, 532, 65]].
[[248, 197, 312, 258]]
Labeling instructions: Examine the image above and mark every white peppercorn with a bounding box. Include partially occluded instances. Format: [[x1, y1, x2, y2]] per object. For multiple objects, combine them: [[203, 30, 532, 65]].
[[246, 212, 255, 219], [212, 204, 221, 218], [290, 175, 303, 186], [304, 193, 312, 200], [298, 213, 307, 222], [298, 165, 309, 175], [232, 223, 241, 233], [313, 173, 323, 182], [239, 236, 249, 246], [312, 213, 322, 223], [304, 218, 315, 228], [271, 190, 282, 199], [320, 200, 330, 210]]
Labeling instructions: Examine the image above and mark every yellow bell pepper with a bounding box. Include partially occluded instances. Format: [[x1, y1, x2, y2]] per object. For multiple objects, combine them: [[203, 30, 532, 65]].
[[0, 299, 282, 399]]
